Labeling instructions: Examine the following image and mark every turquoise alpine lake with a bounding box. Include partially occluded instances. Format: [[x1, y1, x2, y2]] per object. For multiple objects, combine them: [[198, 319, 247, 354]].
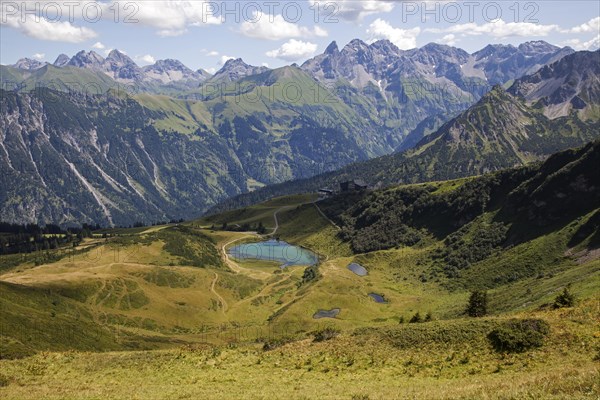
[[228, 239, 318, 267]]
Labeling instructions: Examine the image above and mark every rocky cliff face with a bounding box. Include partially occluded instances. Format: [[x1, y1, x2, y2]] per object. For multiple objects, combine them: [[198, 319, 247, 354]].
[[0, 90, 245, 226], [508, 50, 600, 119], [0, 75, 383, 226], [11, 58, 47, 71], [143, 59, 208, 84]]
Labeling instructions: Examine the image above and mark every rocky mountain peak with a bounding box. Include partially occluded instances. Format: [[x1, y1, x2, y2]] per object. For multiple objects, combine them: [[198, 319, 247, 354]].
[[106, 49, 135, 64], [67, 50, 105, 68], [473, 44, 517, 61], [142, 59, 205, 84], [369, 39, 402, 55], [518, 40, 559, 54], [11, 58, 46, 70], [53, 54, 70, 67], [154, 59, 190, 71], [343, 39, 369, 53], [325, 41, 339, 55], [212, 58, 269, 82]]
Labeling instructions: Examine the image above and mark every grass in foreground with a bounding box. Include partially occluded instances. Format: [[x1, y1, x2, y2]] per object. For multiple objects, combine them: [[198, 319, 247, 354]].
[[0, 298, 598, 399]]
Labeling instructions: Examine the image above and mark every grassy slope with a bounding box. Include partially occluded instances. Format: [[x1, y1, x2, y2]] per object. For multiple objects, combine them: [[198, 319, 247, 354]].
[[0, 171, 598, 398], [0, 298, 597, 399], [134, 93, 213, 134]]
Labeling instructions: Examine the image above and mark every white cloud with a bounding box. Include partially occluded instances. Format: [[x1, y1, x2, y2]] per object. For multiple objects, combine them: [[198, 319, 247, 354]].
[[309, 0, 394, 22], [1, 1, 220, 40], [314, 26, 328, 37], [32, 53, 45, 60], [112, 1, 220, 36], [439, 34, 457, 46], [219, 55, 235, 65], [206, 67, 217, 74], [266, 39, 318, 61], [207, 51, 219, 57], [1, 1, 97, 43], [157, 29, 187, 37], [262, 62, 270, 68], [366, 19, 420, 50], [240, 12, 328, 40], [427, 20, 559, 38], [561, 36, 600, 51], [92, 42, 106, 50], [140, 54, 156, 64], [1, 15, 97, 43], [569, 17, 600, 34]]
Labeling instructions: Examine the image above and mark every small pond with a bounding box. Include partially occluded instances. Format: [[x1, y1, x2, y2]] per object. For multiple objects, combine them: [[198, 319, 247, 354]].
[[368, 293, 387, 303], [228, 239, 318, 268], [313, 308, 340, 319], [347, 262, 368, 276]]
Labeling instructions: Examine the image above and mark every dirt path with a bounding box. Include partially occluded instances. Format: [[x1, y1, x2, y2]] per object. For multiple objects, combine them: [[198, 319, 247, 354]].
[[221, 235, 272, 280], [312, 201, 340, 230], [271, 206, 293, 235], [210, 272, 228, 314]]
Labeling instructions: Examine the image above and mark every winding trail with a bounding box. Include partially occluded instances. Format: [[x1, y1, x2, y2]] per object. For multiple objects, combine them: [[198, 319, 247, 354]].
[[221, 235, 272, 280], [210, 272, 228, 314], [271, 206, 294, 235], [312, 201, 340, 230]]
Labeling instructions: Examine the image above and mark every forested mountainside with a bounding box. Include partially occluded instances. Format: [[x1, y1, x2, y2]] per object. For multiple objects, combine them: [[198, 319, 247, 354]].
[[319, 140, 600, 270]]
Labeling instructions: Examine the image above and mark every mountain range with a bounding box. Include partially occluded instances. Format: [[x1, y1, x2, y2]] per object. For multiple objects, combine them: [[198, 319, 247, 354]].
[[0, 41, 597, 226], [208, 49, 600, 214], [12, 50, 212, 87], [3, 39, 573, 143]]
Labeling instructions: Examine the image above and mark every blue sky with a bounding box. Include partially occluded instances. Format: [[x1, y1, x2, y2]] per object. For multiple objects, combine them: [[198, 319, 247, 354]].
[[1, 1, 599, 72]]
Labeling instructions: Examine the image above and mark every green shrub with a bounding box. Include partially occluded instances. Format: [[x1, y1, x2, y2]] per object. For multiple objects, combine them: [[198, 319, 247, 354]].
[[312, 327, 340, 342], [409, 312, 422, 323], [299, 266, 319, 286], [488, 319, 550, 353], [553, 287, 576, 309], [466, 290, 488, 317], [262, 336, 296, 351]]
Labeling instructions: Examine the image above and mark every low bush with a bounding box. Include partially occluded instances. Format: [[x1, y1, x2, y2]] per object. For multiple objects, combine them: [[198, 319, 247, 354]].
[[262, 336, 297, 351], [488, 319, 550, 353], [409, 312, 422, 323], [312, 327, 340, 342], [553, 287, 576, 309]]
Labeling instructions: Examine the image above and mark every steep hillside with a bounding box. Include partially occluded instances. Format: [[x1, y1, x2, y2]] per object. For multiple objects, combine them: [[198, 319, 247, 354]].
[[0, 69, 385, 226], [3, 40, 571, 152], [320, 139, 599, 260], [0, 44, 589, 226], [0, 89, 245, 226]]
